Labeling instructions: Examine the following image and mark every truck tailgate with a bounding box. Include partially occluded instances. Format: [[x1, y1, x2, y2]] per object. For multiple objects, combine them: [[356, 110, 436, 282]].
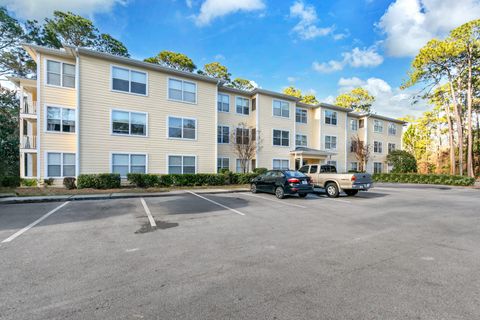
[[354, 173, 372, 184]]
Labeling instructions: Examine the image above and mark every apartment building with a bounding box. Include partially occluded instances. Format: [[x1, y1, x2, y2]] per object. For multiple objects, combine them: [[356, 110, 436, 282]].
[[10, 44, 405, 183]]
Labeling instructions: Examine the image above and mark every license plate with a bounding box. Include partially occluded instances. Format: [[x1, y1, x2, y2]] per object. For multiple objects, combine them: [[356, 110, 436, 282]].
[[302, 180, 307, 185]]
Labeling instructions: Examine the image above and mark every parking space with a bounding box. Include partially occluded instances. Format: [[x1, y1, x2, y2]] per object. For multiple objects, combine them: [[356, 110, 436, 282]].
[[1, 185, 480, 319]]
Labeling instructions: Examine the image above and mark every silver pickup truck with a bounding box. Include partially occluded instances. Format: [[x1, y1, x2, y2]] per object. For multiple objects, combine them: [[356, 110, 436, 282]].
[[299, 164, 372, 198]]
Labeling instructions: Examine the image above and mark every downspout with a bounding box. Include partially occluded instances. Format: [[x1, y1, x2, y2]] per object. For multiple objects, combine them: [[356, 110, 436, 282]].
[[214, 80, 220, 173], [365, 115, 369, 173], [344, 113, 348, 172], [75, 48, 80, 177], [36, 52, 41, 181]]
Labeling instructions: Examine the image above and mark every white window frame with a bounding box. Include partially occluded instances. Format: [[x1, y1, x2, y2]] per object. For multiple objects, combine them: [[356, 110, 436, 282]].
[[167, 154, 197, 174], [324, 135, 337, 150], [272, 158, 290, 170], [44, 59, 76, 89], [110, 152, 148, 177], [272, 129, 290, 147], [110, 65, 148, 96], [167, 116, 197, 140], [350, 119, 358, 131], [388, 143, 396, 153], [374, 162, 383, 173], [217, 93, 230, 112], [110, 109, 148, 137], [295, 134, 307, 147], [217, 157, 230, 172], [44, 104, 76, 134], [296, 108, 307, 124], [350, 162, 358, 171], [327, 160, 337, 167], [45, 151, 76, 178], [272, 99, 290, 118], [374, 141, 383, 153], [217, 125, 230, 144], [388, 122, 397, 135], [235, 96, 250, 115], [167, 77, 197, 104], [373, 120, 384, 133], [324, 110, 338, 126]]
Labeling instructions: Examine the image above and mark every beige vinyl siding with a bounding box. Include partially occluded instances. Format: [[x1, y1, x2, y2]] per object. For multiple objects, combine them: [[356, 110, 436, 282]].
[[295, 107, 318, 149], [79, 55, 217, 174], [38, 54, 77, 179], [320, 107, 347, 172]]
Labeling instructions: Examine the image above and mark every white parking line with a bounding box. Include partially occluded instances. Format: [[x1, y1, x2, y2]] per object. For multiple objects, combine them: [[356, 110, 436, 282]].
[[187, 191, 245, 216], [239, 193, 307, 209], [1, 201, 70, 243], [140, 198, 157, 227]]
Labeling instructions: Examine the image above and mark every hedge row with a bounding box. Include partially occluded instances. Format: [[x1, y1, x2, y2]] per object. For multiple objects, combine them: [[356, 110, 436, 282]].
[[77, 174, 121, 189], [127, 172, 258, 188], [0, 176, 21, 187], [372, 173, 475, 186]]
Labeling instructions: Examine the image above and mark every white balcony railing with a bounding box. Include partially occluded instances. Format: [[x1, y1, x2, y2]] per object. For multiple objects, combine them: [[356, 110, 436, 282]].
[[21, 135, 37, 150], [20, 100, 37, 116]]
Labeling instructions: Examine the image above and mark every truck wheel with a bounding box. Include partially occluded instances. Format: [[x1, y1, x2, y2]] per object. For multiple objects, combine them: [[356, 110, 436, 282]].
[[345, 190, 358, 196], [275, 186, 285, 199], [251, 183, 258, 194], [325, 183, 339, 198], [298, 193, 308, 198]]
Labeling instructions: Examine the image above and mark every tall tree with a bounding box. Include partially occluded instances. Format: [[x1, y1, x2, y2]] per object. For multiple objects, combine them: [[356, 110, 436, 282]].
[[350, 135, 370, 172], [0, 86, 19, 177], [202, 62, 231, 81], [282, 86, 318, 104], [144, 50, 196, 72], [334, 88, 374, 113], [231, 123, 261, 173], [229, 78, 256, 91]]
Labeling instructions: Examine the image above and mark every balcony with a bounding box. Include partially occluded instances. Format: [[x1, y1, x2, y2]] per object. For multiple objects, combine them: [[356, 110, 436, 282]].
[[20, 100, 37, 117], [20, 135, 37, 150]]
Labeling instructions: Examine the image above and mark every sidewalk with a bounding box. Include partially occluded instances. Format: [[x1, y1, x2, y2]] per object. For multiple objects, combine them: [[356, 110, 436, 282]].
[[0, 187, 250, 204]]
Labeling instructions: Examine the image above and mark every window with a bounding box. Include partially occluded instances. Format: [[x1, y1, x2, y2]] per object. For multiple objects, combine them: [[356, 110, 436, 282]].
[[374, 141, 383, 153], [273, 100, 289, 118], [296, 108, 307, 123], [327, 160, 337, 167], [217, 157, 229, 172], [350, 119, 358, 131], [46, 60, 75, 88], [218, 93, 229, 112], [374, 120, 383, 133], [112, 153, 146, 177], [325, 135, 337, 150], [236, 97, 249, 115], [168, 78, 196, 103], [296, 134, 307, 147], [350, 140, 358, 153], [359, 119, 365, 128], [46, 106, 75, 133], [388, 143, 396, 153], [273, 159, 289, 170], [236, 159, 244, 173], [388, 123, 397, 135], [350, 162, 358, 172], [47, 152, 75, 177], [112, 110, 147, 136], [217, 126, 230, 144], [112, 66, 147, 95], [325, 110, 337, 125], [374, 162, 383, 173], [235, 128, 250, 144], [251, 97, 256, 111], [168, 155, 196, 174], [168, 117, 196, 140], [273, 130, 289, 146]]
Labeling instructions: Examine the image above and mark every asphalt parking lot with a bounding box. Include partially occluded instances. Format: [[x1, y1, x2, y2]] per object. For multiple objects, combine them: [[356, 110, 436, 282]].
[[1, 185, 480, 320]]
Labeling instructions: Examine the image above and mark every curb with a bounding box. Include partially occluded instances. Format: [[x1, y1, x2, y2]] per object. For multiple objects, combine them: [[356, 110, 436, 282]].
[[0, 189, 250, 205]]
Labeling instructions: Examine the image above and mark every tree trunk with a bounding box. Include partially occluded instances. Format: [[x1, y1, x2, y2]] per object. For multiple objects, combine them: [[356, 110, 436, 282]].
[[466, 52, 474, 177], [444, 100, 456, 175], [449, 81, 463, 175]]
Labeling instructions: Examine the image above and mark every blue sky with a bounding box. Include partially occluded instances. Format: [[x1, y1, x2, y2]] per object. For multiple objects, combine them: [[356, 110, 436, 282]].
[[3, 0, 480, 118]]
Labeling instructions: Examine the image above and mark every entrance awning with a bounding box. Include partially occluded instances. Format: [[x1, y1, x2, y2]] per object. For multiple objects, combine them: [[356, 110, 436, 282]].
[[290, 147, 336, 159]]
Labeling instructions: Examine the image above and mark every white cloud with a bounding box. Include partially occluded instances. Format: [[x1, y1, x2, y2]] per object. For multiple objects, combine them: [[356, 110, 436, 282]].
[[214, 54, 225, 60], [337, 77, 427, 118], [377, 0, 480, 57], [289, 1, 333, 40], [194, 0, 265, 26], [332, 30, 350, 41], [312, 46, 383, 73], [287, 76, 298, 83], [0, 0, 125, 20]]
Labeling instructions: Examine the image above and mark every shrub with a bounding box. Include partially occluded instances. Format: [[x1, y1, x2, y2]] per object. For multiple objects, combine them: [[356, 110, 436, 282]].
[[77, 173, 121, 189], [386, 150, 417, 173], [63, 177, 76, 189], [253, 167, 268, 175], [127, 173, 159, 188], [372, 173, 475, 186], [0, 175, 20, 187], [44, 178, 54, 186], [127, 173, 258, 188], [20, 178, 37, 187]]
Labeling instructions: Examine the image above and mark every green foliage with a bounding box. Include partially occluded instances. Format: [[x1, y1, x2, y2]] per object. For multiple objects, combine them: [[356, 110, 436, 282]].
[[301, 94, 318, 105], [127, 173, 259, 188], [77, 174, 121, 189], [44, 11, 97, 47], [282, 86, 318, 105], [386, 150, 418, 173], [43, 178, 54, 186], [334, 88, 374, 112], [0, 175, 20, 187], [372, 173, 475, 186], [253, 167, 268, 174], [229, 78, 255, 91], [21, 178, 37, 187], [203, 62, 231, 81], [144, 50, 196, 72], [95, 33, 130, 57], [63, 177, 76, 189], [0, 86, 19, 177]]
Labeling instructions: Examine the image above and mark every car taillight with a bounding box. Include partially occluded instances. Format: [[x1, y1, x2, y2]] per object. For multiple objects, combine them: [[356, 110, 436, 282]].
[[288, 178, 300, 184], [351, 176, 356, 182]]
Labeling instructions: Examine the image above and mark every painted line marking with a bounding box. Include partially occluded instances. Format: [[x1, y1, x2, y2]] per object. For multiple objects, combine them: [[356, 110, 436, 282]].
[[140, 198, 157, 227], [322, 197, 351, 204], [1, 201, 70, 243], [239, 193, 307, 209], [187, 191, 245, 216]]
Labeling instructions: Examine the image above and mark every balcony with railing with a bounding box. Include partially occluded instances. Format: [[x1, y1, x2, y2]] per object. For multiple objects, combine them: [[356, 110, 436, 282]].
[[20, 135, 37, 150], [20, 100, 37, 117]]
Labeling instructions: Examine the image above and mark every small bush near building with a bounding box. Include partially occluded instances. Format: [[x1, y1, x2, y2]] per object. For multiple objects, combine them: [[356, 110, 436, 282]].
[[77, 174, 121, 189], [0, 175, 20, 187], [63, 177, 76, 189], [253, 167, 268, 174], [373, 173, 475, 186], [386, 150, 417, 173], [127, 173, 259, 188], [20, 178, 37, 187], [44, 178, 54, 186]]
